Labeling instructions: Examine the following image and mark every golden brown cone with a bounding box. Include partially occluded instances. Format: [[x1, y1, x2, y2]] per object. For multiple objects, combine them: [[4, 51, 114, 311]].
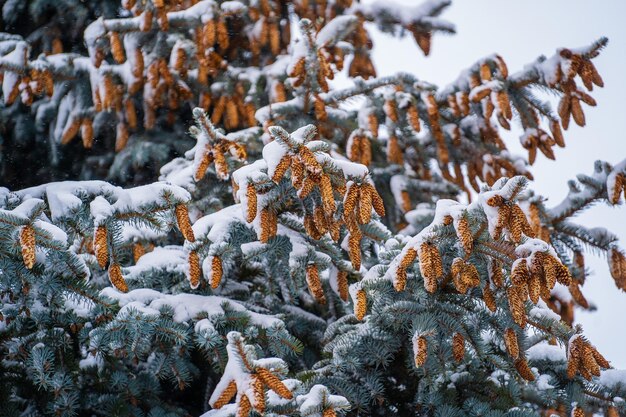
[[238, 394, 251, 417], [343, 184, 359, 218], [384, 99, 398, 122], [491, 260, 504, 287], [213, 148, 229, 180], [496, 90, 512, 120], [212, 380, 236, 409], [395, 248, 418, 292], [348, 233, 361, 270], [188, 251, 201, 289], [322, 408, 337, 417], [314, 96, 327, 121], [61, 118, 81, 145], [514, 358, 535, 381], [608, 248, 626, 290], [256, 367, 293, 399], [511, 259, 530, 286], [110, 32, 125, 63], [407, 104, 421, 132], [452, 333, 465, 362], [569, 282, 589, 308], [355, 289, 366, 320], [225, 100, 239, 130], [483, 285, 497, 312], [216, 19, 229, 52], [212, 96, 227, 125], [132, 242, 145, 263], [572, 406, 584, 417], [368, 113, 379, 138], [357, 185, 372, 224], [336, 270, 349, 301], [367, 184, 385, 216], [94, 226, 109, 268], [246, 184, 257, 223], [401, 190, 412, 213], [306, 264, 326, 304], [611, 174, 625, 205], [20, 225, 36, 269], [456, 217, 473, 254], [175, 204, 195, 242], [109, 264, 129, 292], [387, 136, 403, 165], [272, 156, 291, 183], [81, 119, 94, 149], [507, 286, 527, 328], [504, 328, 519, 359], [414, 336, 427, 367], [194, 152, 213, 182], [607, 406, 619, 417], [210, 256, 223, 289], [259, 207, 272, 243], [115, 123, 129, 152], [527, 272, 541, 304], [252, 375, 265, 414], [570, 97, 586, 126]]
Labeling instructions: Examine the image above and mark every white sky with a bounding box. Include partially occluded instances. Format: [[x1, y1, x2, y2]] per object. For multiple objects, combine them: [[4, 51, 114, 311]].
[[363, 0, 626, 367]]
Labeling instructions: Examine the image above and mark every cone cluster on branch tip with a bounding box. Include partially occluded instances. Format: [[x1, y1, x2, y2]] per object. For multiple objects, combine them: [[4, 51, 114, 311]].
[[487, 195, 535, 242], [567, 336, 610, 381], [2, 1, 626, 416], [191, 110, 247, 182], [210, 333, 294, 416], [451, 258, 480, 294], [347, 130, 373, 166]]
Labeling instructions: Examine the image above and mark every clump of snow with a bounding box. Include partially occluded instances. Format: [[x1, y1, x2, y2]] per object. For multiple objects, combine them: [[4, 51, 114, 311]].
[[527, 342, 566, 362], [100, 288, 283, 331]]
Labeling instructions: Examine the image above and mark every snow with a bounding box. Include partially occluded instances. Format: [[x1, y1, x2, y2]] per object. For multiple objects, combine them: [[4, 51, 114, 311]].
[[101, 288, 283, 330], [89, 183, 190, 224], [333, 158, 369, 179], [220, 1, 245, 14], [598, 370, 626, 390], [349, 0, 455, 28], [526, 342, 566, 362], [529, 300, 563, 322], [261, 140, 288, 180], [192, 204, 245, 241], [390, 175, 407, 209], [4, 198, 44, 220], [535, 373, 555, 390], [34, 219, 67, 245], [124, 246, 187, 281], [297, 384, 350, 414], [316, 15, 359, 47], [63, 293, 95, 318]]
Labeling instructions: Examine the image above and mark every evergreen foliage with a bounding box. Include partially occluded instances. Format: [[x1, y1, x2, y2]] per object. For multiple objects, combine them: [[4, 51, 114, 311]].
[[0, 1, 625, 417]]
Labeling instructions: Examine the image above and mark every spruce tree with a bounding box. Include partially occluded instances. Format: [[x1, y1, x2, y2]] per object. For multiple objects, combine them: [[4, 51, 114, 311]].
[[0, 1, 625, 417]]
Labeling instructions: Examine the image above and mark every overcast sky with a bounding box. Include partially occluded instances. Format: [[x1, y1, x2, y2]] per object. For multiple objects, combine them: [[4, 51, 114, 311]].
[[362, 0, 626, 367]]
